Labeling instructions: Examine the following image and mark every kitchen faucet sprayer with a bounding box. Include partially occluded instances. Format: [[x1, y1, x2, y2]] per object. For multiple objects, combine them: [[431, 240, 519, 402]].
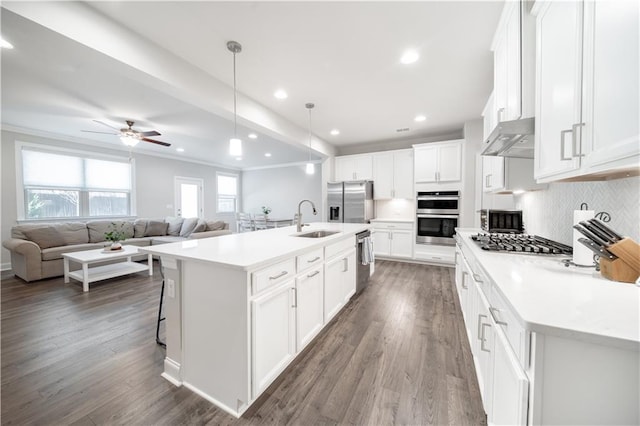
[[296, 199, 317, 232]]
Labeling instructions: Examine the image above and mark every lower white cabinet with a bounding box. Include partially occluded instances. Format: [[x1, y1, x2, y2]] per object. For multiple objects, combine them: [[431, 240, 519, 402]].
[[251, 280, 296, 397], [491, 327, 529, 425], [371, 221, 413, 259], [324, 248, 356, 322], [295, 267, 324, 351]]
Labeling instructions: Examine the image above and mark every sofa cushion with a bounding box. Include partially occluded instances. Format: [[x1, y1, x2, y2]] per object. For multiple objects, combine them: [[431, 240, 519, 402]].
[[151, 236, 186, 245], [192, 219, 207, 234], [41, 243, 104, 261], [180, 217, 199, 237], [118, 237, 153, 247], [206, 220, 227, 231], [144, 220, 168, 237], [133, 219, 147, 238], [86, 220, 134, 243], [22, 222, 90, 249], [166, 217, 184, 236]]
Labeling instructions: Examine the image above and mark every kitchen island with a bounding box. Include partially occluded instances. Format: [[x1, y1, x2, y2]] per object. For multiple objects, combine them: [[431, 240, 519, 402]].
[[454, 229, 639, 425], [139, 222, 370, 417]]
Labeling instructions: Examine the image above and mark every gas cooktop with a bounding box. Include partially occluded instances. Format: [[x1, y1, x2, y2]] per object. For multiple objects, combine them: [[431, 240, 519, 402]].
[[471, 233, 573, 255]]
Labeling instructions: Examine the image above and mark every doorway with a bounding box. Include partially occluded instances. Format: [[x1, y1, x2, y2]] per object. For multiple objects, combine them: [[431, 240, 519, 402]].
[[174, 176, 203, 218]]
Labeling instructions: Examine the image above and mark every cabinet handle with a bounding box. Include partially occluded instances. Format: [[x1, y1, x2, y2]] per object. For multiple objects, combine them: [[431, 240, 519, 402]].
[[291, 287, 297, 308], [269, 270, 288, 280], [489, 307, 508, 326], [572, 123, 585, 158], [461, 271, 468, 289], [307, 256, 321, 263], [488, 173, 492, 187], [480, 323, 491, 352], [307, 270, 320, 278], [485, 174, 490, 188], [477, 313, 488, 339], [472, 273, 483, 283], [454, 251, 459, 265], [560, 129, 573, 161], [343, 258, 348, 272], [497, 107, 505, 122]]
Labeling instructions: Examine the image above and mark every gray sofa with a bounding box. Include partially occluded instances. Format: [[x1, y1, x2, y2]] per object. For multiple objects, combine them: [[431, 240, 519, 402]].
[[2, 217, 231, 282]]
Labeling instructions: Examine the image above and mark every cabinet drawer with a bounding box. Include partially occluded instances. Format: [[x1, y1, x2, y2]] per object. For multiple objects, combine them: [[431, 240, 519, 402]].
[[325, 237, 355, 260], [489, 287, 528, 368], [372, 221, 413, 231], [296, 248, 324, 273], [252, 258, 296, 295]]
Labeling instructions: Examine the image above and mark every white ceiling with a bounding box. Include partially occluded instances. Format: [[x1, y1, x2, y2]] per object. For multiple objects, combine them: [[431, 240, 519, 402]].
[[1, 1, 503, 169]]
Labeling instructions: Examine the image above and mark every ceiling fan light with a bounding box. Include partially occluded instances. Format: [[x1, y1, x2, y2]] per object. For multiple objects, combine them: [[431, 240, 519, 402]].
[[120, 135, 139, 147], [229, 138, 242, 156], [305, 162, 315, 175]]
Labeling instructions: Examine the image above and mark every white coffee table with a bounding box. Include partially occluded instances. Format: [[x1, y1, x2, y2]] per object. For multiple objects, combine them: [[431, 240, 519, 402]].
[[62, 245, 153, 292]]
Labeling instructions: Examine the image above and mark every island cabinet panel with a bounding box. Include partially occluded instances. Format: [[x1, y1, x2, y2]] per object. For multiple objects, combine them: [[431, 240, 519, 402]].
[[251, 279, 296, 398], [324, 247, 356, 323], [295, 267, 325, 351]]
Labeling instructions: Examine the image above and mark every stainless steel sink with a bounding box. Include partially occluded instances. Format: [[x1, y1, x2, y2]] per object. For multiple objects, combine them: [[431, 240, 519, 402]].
[[294, 230, 340, 238]]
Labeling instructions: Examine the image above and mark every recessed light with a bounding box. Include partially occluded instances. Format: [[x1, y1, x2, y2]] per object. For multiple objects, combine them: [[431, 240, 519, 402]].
[[1, 38, 14, 49], [264, 153, 272, 157], [235, 157, 242, 161], [176, 148, 185, 152], [400, 49, 419, 65], [274, 89, 288, 99], [248, 133, 257, 139], [330, 129, 340, 136], [414, 115, 426, 122]]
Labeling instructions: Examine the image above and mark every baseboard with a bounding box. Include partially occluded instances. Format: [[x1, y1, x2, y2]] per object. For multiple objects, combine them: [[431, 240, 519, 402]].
[[1, 262, 12, 272], [182, 382, 244, 419], [161, 357, 183, 387]]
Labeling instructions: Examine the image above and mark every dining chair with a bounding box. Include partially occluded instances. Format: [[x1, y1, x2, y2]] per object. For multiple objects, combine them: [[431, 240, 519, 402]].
[[236, 212, 254, 232], [253, 214, 268, 231]]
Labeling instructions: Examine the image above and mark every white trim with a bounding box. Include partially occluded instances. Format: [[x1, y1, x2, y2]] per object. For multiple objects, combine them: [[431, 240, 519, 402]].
[[1, 262, 13, 272], [161, 357, 183, 387], [216, 171, 239, 214], [174, 176, 205, 219], [182, 382, 244, 418], [3, 124, 241, 171], [241, 159, 323, 172]]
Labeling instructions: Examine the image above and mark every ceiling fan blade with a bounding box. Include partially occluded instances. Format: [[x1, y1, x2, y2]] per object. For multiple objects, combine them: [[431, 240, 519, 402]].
[[81, 130, 119, 135], [138, 130, 161, 137], [141, 138, 171, 147], [93, 120, 121, 131]]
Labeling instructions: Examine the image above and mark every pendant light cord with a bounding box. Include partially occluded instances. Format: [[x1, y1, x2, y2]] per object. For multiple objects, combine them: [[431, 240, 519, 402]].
[[308, 107, 312, 161], [233, 51, 237, 137]]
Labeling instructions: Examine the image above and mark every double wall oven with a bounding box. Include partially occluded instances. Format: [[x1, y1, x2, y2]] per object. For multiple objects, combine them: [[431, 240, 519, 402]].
[[416, 191, 459, 245]]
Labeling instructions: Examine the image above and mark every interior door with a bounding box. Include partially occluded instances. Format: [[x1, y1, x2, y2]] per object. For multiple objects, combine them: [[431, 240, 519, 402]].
[[174, 176, 203, 218]]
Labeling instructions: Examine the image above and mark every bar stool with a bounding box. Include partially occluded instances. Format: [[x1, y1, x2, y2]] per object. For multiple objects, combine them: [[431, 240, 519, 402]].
[[156, 261, 166, 348]]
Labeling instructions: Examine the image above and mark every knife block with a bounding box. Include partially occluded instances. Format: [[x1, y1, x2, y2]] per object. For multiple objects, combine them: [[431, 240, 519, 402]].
[[599, 238, 640, 283]]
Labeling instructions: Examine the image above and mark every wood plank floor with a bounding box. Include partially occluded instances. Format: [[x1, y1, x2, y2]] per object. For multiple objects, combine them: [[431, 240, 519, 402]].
[[1, 260, 486, 425]]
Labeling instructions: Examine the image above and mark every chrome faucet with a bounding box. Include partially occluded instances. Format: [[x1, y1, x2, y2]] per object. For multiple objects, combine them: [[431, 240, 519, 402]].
[[296, 199, 317, 232]]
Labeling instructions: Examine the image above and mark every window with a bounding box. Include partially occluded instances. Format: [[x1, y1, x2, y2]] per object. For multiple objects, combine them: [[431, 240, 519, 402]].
[[217, 173, 238, 213], [19, 145, 133, 219]]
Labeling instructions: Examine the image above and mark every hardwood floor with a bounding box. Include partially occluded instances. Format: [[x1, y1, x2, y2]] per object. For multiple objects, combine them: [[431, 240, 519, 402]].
[[1, 260, 485, 425]]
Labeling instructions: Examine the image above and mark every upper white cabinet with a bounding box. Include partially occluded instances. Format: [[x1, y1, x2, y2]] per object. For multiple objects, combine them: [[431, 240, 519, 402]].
[[533, 0, 639, 182], [482, 92, 497, 142], [334, 154, 373, 181], [482, 156, 547, 193], [414, 139, 463, 184], [372, 149, 414, 199], [493, 2, 522, 123]]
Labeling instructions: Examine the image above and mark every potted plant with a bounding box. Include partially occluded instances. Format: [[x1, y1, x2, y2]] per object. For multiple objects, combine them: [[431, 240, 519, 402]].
[[104, 222, 127, 250], [261, 206, 272, 219]]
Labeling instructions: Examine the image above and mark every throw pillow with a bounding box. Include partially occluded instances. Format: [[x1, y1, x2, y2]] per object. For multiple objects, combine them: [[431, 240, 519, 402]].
[[166, 217, 184, 236], [133, 219, 147, 238], [192, 219, 207, 234], [206, 220, 226, 231], [144, 220, 169, 237], [180, 217, 199, 237], [22, 226, 65, 249]]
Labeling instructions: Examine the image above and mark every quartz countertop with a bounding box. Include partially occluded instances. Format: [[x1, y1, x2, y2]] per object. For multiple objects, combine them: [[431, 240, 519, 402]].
[[456, 229, 640, 350], [370, 218, 414, 223], [139, 222, 370, 272]]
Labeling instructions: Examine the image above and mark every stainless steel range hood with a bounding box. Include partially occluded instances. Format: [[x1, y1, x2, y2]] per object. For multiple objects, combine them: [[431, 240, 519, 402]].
[[481, 117, 535, 158]]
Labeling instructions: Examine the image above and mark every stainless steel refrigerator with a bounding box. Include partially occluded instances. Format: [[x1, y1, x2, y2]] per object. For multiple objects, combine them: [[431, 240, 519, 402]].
[[327, 180, 374, 223]]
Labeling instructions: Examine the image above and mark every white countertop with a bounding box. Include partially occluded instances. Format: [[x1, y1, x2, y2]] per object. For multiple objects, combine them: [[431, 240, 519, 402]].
[[456, 229, 640, 350], [139, 222, 370, 272], [370, 218, 414, 223]]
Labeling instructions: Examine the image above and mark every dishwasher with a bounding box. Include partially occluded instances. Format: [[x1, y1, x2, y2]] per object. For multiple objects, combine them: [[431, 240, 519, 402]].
[[356, 229, 373, 293]]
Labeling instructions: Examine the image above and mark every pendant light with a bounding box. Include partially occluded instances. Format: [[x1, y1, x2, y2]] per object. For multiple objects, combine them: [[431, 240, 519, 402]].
[[227, 41, 242, 157], [305, 103, 315, 175]]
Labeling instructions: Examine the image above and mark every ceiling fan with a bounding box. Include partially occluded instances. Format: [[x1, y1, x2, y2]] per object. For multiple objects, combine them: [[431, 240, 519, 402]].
[[82, 120, 171, 147]]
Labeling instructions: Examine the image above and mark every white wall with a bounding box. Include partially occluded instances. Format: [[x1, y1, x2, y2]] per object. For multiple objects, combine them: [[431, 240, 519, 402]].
[[242, 164, 322, 223], [1, 130, 239, 269]]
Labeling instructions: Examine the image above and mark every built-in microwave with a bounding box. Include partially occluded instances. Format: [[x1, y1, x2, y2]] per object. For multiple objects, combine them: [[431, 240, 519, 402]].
[[416, 191, 460, 245], [416, 191, 460, 215]]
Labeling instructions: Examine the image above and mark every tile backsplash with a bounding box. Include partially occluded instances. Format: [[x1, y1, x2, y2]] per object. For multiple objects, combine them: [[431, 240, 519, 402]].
[[515, 176, 640, 245]]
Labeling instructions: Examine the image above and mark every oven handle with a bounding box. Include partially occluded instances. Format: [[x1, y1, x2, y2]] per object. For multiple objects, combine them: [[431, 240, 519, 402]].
[[416, 196, 460, 201], [417, 214, 460, 219]]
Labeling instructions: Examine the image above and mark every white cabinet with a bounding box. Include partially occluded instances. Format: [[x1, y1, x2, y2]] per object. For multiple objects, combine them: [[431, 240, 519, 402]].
[[251, 280, 296, 396], [372, 149, 414, 199], [413, 140, 463, 184], [295, 267, 324, 351], [533, 0, 639, 182], [482, 92, 497, 142], [335, 154, 373, 181], [482, 156, 547, 194], [371, 221, 413, 259], [324, 248, 356, 322], [493, 1, 522, 123], [482, 156, 505, 193]]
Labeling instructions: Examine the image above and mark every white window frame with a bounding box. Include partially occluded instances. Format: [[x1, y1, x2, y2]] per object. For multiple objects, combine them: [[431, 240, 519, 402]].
[[216, 171, 239, 215], [15, 141, 137, 221]]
